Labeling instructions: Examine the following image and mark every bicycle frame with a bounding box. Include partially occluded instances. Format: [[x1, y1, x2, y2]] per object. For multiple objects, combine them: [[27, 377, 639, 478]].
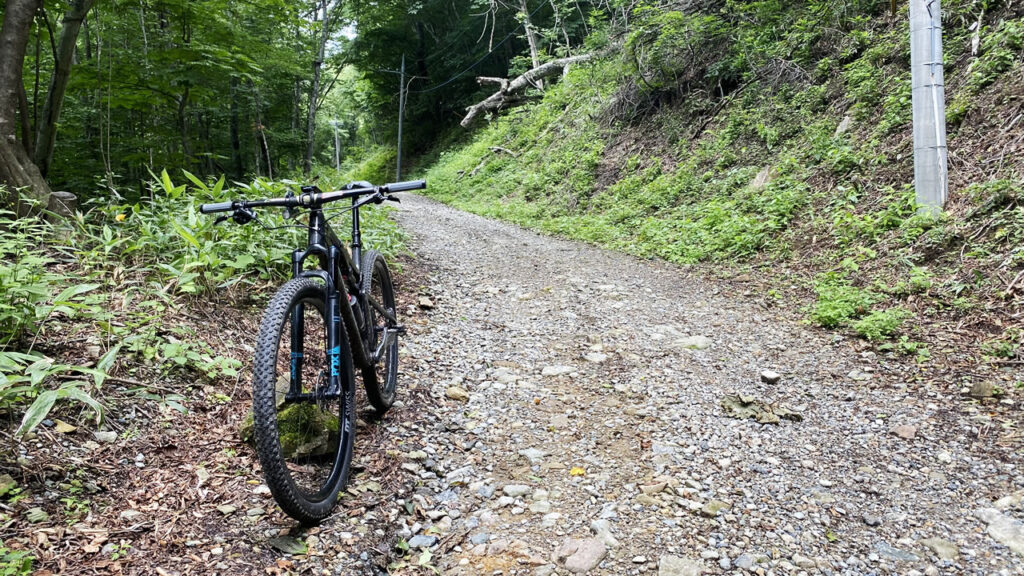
[[200, 179, 421, 404], [285, 195, 401, 403], [286, 203, 361, 402]]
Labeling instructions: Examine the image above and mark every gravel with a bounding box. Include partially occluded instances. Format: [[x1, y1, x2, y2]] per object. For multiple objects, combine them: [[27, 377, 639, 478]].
[[339, 194, 1024, 575]]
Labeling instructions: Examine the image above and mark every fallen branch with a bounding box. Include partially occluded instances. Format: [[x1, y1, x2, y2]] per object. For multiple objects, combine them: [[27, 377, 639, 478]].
[[489, 146, 519, 157], [461, 53, 593, 127]]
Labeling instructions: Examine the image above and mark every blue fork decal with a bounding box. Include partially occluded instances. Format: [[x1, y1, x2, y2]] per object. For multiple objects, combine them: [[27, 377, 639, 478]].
[[290, 352, 303, 382], [329, 345, 340, 377]]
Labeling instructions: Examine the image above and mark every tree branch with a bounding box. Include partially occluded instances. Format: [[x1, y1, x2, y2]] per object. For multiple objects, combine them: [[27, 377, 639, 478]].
[[461, 53, 592, 128]]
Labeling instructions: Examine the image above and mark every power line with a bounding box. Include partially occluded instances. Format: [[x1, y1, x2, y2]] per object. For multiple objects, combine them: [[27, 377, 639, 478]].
[[409, 1, 546, 94]]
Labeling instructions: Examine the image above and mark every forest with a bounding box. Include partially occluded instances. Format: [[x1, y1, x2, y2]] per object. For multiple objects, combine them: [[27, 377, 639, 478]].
[[1, 0, 1023, 573]]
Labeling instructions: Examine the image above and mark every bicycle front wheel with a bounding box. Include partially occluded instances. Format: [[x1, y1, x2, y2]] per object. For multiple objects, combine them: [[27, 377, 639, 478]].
[[252, 278, 356, 523]]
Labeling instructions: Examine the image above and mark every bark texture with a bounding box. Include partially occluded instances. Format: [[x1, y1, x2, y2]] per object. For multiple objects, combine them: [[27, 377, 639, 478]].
[[461, 54, 592, 128], [304, 0, 333, 176], [34, 0, 96, 177], [0, 0, 52, 214]]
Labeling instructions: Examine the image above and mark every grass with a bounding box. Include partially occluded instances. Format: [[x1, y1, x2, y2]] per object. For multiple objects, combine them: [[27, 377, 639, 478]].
[[420, 2, 1024, 353]]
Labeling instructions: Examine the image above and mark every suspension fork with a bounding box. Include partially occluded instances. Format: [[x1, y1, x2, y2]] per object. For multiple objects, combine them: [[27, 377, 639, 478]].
[[289, 249, 305, 396], [286, 244, 349, 399]]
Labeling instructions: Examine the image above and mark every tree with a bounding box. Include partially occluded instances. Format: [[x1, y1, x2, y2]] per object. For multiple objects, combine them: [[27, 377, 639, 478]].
[[304, 0, 341, 176], [34, 0, 95, 178], [0, 0, 51, 215]]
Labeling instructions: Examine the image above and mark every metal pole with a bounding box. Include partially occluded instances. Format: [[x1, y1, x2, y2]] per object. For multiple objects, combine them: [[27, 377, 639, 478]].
[[910, 0, 948, 216], [397, 54, 405, 181], [332, 118, 340, 171]]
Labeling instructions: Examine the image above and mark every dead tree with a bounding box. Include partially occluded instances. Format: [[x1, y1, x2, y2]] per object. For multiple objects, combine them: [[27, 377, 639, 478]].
[[460, 54, 592, 128]]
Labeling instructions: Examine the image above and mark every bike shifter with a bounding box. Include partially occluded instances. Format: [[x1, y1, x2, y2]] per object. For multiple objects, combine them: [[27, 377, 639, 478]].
[[283, 191, 296, 220], [232, 206, 257, 225]]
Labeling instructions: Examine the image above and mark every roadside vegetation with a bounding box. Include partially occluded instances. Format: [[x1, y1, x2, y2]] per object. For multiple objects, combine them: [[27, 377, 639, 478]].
[[1, 171, 405, 434], [423, 0, 1024, 370], [0, 171, 405, 571]]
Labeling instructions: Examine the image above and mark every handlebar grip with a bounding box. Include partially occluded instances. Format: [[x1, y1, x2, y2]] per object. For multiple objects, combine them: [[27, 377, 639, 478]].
[[200, 201, 234, 214], [384, 180, 426, 192]]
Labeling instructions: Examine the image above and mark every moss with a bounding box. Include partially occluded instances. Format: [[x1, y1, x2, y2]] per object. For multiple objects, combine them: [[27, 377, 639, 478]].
[[237, 403, 339, 458]]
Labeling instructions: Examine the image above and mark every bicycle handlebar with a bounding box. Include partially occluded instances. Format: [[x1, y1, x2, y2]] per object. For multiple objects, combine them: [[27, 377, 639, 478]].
[[383, 180, 426, 192], [198, 179, 426, 215], [200, 201, 234, 214]]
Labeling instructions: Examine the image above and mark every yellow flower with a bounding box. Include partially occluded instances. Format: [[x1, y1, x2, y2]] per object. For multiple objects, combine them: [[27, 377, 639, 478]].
[[569, 467, 586, 477], [115, 213, 126, 222]]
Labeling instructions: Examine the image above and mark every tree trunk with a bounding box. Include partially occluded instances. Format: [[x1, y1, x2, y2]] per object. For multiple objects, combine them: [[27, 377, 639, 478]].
[[303, 0, 332, 176], [230, 77, 243, 179], [518, 0, 543, 89], [17, 82, 32, 156], [33, 0, 95, 177], [177, 86, 192, 169], [461, 54, 591, 127], [0, 0, 52, 215]]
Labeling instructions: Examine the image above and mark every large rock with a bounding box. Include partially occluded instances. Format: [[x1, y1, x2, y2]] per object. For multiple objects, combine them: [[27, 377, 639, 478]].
[[542, 365, 576, 377], [677, 336, 711, 350], [553, 538, 607, 573], [658, 555, 706, 576], [445, 386, 470, 402], [919, 537, 959, 560], [976, 508, 1024, 556]]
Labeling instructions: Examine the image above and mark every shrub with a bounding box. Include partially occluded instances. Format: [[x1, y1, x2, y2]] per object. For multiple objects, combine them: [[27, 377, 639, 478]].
[[0, 211, 59, 347], [852, 307, 910, 340], [811, 278, 876, 327]]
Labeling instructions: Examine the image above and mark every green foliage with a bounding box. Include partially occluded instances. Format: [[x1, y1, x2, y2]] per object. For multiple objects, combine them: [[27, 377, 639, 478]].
[[981, 328, 1021, 359], [879, 336, 930, 361], [0, 541, 32, 575], [341, 147, 398, 186], [968, 19, 1024, 93], [832, 186, 919, 245], [811, 277, 877, 328], [69, 172, 305, 294], [0, 211, 59, 347], [625, 10, 731, 91], [1, 170, 405, 438], [68, 171, 406, 295], [0, 351, 107, 437], [851, 307, 910, 341]]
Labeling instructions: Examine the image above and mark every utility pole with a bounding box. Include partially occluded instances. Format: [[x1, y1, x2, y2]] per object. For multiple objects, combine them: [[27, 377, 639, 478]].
[[396, 54, 406, 180], [330, 118, 340, 171], [910, 0, 948, 215]]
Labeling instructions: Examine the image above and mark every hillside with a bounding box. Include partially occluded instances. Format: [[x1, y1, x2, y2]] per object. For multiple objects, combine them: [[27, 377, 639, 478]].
[[421, 1, 1024, 387]]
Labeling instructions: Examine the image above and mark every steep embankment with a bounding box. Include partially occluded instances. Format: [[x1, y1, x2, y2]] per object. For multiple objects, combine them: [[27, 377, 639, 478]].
[[422, 2, 1024, 384]]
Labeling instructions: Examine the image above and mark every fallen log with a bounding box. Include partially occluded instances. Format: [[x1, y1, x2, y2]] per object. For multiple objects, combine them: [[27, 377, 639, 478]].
[[460, 54, 593, 128]]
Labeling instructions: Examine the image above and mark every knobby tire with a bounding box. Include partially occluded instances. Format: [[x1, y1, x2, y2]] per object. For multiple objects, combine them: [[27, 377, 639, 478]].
[[252, 278, 356, 524]]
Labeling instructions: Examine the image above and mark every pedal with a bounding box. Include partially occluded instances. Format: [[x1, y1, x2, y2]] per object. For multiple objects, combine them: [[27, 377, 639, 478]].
[[393, 324, 407, 335]]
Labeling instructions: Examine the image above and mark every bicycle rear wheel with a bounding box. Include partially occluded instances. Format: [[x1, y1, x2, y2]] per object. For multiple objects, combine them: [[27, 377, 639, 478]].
[[359, 250, 399, 413], [252, 278, 355, 523]]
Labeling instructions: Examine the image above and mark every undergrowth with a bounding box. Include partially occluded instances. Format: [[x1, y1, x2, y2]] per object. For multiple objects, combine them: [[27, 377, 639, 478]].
[[423, 1, 1024, 354], [0, 172, 406, 441]]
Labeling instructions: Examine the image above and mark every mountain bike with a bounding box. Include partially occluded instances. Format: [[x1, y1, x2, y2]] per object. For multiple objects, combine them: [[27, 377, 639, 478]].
[[200, 179, 425, 523]]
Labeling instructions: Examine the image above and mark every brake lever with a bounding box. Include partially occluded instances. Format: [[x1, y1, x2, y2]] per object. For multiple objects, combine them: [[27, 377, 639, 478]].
[[386, 195, 401, 203], [283, 191, 296, 220], [233, 206, 257, 225], [214, 214, 231, 226]]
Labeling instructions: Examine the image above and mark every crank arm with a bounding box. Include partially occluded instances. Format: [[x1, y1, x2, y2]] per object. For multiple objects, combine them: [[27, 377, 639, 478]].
[[371, 326, 403, 362]]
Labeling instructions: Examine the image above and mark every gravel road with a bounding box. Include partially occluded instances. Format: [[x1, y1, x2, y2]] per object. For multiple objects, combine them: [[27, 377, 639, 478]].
[[381, 194, 1024, 576]]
